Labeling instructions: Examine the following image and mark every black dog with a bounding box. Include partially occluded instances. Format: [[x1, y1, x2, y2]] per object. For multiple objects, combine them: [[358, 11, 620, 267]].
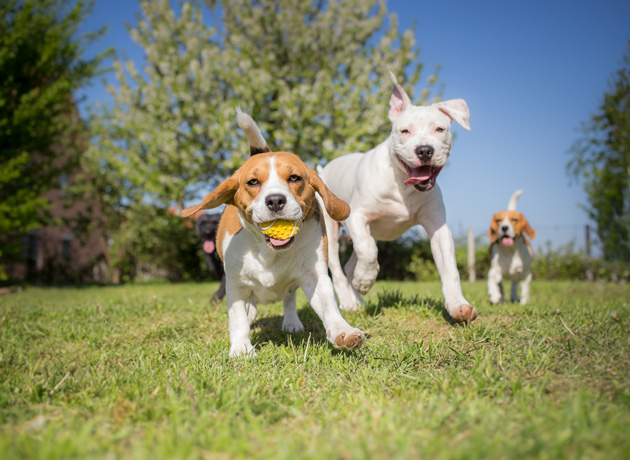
[[195, 212, 226, 303]]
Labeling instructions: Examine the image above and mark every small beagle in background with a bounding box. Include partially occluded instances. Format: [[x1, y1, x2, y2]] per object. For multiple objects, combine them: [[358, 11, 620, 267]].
[[487, 190, 536, 305], [181, 109, 365, 357]]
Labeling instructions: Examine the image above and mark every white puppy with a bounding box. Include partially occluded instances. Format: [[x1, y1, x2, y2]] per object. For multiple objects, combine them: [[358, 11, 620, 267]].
[[487, 190, 536, 305], [181, 111, 365, 357], [319, 72, 477, 323]]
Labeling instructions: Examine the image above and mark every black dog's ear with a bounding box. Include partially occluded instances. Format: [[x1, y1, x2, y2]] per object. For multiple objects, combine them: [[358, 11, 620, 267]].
[[236, 107, 271, 156]]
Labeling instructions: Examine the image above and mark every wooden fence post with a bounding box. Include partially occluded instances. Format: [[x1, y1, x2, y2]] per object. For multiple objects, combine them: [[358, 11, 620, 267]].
[[467, 227, 476, 281]]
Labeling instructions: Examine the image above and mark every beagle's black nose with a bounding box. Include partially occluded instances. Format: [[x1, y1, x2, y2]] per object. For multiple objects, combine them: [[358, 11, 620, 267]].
[[415, 145, 434, 162], [265, 194, 286, 212], [501, 225, 509, 232]]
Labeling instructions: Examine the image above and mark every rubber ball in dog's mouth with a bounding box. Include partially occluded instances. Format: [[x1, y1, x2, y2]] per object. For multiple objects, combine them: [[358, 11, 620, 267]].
[[260, 220, 300, 248]]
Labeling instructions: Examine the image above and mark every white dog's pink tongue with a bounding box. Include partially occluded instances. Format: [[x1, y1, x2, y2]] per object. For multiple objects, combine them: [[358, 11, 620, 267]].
[[404, 166, 432, 185], [270, 237, 291, 247], [502, 237, 514, 247], [203, 240, 215, 253]]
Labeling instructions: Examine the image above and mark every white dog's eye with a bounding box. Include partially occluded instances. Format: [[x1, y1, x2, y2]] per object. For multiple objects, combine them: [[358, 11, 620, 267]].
[[401, 129, 410, 134], [435, 127, 445, 133]]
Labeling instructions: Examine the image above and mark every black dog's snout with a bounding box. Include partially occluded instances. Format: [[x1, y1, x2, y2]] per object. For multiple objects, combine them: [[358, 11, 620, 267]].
[[265, 194, 286, 212], [501, 225, 509, 232], [415, 145, 434, 161]]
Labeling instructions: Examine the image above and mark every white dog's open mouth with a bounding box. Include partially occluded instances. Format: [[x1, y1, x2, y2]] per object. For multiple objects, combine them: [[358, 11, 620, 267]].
[[397, 156, 442, 192], [265, 235, 295, 250]]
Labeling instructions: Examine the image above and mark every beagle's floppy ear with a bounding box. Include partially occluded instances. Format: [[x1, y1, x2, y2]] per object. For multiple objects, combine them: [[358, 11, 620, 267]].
[[180, 174, 239, 218], [521, 218, 536, 240], [434, 99, 471, 131], [388, 71, 412, 121], [307, 167, 350, 222], [488, 213, 500, 244]]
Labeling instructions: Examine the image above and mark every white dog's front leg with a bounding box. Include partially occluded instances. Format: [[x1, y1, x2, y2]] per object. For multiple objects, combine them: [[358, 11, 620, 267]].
[[282, 286, 304, 333], [323, 215, 363, 311], [519, 273, 532, 305], [427, 222, 478, 323], [227, 289, 256, 357], [301, 273, 365, 350], [487, 266, 503, 304], [345, 213, 379, 295]]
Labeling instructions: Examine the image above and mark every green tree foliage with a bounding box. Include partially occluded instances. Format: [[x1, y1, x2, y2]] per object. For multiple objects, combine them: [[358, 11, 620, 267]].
[[86, 0, 439, 280], [0, 0, 108, 278], [569, 40, 630, 262]]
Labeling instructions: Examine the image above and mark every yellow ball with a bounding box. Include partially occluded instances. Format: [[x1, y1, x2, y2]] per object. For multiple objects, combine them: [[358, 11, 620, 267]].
[[260, 220, 300, 240]]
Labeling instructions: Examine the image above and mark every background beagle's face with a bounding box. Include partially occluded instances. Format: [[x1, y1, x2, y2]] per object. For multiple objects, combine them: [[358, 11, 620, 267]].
[[488, 210, 536, 246]]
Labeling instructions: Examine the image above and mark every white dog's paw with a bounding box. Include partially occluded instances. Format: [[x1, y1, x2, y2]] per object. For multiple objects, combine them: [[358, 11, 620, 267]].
[[327, 326, 365, 350], [351, 261, 379, 294], [229, 341, 256, 357], [282, 318, 305, 333]]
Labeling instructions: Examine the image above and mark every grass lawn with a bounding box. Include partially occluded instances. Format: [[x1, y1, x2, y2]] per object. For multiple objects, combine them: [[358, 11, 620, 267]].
[[1, 280, 629, 459]]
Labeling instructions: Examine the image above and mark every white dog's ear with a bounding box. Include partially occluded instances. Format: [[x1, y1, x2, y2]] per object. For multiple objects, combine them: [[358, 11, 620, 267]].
[[435, 99, 471, 131], [388, 71, 411, 120]]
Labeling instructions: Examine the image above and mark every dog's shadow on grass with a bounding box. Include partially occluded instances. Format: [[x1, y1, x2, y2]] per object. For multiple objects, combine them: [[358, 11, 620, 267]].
[[364, 289, 458, 325], [250, 305, 332, 350]]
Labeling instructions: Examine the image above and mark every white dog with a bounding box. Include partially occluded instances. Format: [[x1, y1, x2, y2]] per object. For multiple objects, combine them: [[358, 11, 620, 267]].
[[487, 190, 536, 305], [319, 72, 477, 323], [181, 110, 365, 356]]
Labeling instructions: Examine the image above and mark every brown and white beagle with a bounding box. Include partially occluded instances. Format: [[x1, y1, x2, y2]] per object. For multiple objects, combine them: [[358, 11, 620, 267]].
[[487, 189, 536, 305], [181, 110, 364, 357]]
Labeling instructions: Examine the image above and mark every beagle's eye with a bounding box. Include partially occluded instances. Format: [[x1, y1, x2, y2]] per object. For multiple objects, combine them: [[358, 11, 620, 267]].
[[288, 174, 301, 183], [511, 218, 518, 223], [246, 178, 260, 186], [401, 129, 410, 134], [435, 127, 445, 133]]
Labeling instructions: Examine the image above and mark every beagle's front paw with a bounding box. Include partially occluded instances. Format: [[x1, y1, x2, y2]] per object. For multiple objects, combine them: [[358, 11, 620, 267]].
[[328, 326, 365, 350], [448, 304, 478, 323], [229, 341, 256, 357]]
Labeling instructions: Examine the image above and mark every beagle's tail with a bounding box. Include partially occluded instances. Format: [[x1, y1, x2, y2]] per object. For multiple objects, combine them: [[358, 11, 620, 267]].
[[507, 189, 523, 211], [236, 107, 271, 156]]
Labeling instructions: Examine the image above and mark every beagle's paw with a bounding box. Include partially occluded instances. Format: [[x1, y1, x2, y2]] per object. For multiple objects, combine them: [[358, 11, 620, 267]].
[[282, 317, 305, 334], [328, 327, 365, 350], [448, 304, 478, 323], [229, 341, 256, 357]]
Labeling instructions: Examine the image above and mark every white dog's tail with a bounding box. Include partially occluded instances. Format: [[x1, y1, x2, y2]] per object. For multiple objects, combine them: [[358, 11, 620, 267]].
[[236, 107, 271, 156], [507, 189, 523, 211]]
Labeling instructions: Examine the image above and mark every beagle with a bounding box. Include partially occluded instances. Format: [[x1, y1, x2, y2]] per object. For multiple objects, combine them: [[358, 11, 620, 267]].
[[487, 190, 536, 305], [181, 110, 365, 357]]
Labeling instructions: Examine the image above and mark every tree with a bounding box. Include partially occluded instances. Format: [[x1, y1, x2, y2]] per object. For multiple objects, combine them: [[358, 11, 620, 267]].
[[0, 0, 108, 279], [86, 0, 439, 279], [568, 40, 630, 262]]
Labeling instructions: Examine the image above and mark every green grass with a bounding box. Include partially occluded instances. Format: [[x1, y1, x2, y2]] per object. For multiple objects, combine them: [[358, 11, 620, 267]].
[[1, 280, 629, 459]]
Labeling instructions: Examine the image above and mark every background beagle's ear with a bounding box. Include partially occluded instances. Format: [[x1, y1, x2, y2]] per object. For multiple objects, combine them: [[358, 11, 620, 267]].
[[388, 71, 412, 121], [434, 99, 471, 131], [180, 174, 239, 218], [307, 167, 350, 221], [488, 214, 499, 243], [522, 219, 536, 240]]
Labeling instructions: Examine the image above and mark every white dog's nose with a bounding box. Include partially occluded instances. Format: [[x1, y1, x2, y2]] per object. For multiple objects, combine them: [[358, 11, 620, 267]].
[[415, 145, 434, 161]]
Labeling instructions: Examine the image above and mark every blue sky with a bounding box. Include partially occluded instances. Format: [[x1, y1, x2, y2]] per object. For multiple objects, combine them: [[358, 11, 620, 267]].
[[77, 0, 630, 253]]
